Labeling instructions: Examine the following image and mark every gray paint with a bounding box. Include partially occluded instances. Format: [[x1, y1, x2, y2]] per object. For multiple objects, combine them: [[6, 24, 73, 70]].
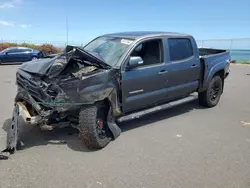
[[101, 31, 191, 40], [121, 35, 202, 113], [11, 31, 230, 145], [199, 52, 231, 91]]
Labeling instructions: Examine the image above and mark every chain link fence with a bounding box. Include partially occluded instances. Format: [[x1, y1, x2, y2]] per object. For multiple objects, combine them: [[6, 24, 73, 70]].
[[1, 38, 250, 63]]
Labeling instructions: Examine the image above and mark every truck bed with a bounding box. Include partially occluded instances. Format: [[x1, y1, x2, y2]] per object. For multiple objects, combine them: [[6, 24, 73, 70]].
[[198, 47, 231, 92], [199, 48, 227, 57]]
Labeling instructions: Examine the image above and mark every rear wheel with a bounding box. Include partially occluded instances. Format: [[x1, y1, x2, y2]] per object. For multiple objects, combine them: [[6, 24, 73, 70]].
[[31, 57, 38, 61], [199, 75, 223, 107], [79, 104, 111, 149]]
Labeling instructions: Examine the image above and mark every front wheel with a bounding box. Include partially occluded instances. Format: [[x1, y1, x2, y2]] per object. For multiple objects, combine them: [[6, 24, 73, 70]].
[[78, 104, 111, 150], [198, 75, 223, 107]]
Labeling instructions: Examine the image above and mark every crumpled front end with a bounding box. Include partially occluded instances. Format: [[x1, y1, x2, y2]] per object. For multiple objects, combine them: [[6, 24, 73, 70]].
[[0, 46, 122, 159], [15, 67, 120, 129], [15, 45, 118, 122]]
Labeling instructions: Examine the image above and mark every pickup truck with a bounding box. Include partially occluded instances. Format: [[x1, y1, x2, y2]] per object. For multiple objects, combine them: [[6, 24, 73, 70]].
[[4, 31, 231, 153]]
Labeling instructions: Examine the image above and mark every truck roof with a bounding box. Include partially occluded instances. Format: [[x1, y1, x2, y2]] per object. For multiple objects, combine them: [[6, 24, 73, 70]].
[[101, 31, 191, 40]]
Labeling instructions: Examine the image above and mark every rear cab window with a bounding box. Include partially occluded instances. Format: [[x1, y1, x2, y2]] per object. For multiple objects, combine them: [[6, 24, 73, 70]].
[[168, 38, 194, 62]]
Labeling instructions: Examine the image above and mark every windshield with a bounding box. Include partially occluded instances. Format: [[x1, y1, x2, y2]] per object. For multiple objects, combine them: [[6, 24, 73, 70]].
[[1, 48, 10, 53], [83, 36, 134, 66]]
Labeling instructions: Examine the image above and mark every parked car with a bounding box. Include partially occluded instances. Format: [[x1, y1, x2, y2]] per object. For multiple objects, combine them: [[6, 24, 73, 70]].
[[0, 47, 44, 64], [5, 31, 231, 153], [44, 53, 59, 58]]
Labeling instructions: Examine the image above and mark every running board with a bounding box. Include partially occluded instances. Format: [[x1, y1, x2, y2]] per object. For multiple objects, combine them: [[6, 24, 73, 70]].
[[116, 94, 198, 123]]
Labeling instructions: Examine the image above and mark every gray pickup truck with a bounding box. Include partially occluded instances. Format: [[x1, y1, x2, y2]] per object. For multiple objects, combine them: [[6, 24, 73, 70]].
[[3, 31, 231, 154]]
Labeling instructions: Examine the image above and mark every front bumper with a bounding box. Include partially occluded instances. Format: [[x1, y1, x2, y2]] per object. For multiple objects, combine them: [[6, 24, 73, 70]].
[[16, 101, 41, 125], [1, 102, 43, 159]]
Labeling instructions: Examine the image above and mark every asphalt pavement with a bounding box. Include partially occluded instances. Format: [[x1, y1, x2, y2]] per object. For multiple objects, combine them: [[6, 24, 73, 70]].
[[0, 64, 250, 188]]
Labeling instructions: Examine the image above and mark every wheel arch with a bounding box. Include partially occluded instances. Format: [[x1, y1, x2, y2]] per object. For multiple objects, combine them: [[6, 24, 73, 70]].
[[199, 68, 225, 93], [213, 69, 225, 94], [93, 94, 121, 140]]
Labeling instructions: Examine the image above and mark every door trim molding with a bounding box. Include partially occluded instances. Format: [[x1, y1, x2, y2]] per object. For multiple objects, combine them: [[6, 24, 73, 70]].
[[129, 89, 144, 94]]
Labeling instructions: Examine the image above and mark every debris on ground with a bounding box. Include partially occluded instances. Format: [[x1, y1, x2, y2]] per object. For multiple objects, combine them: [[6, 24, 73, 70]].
[[241, 121, 250, 126], [0, 104, 20, 160]]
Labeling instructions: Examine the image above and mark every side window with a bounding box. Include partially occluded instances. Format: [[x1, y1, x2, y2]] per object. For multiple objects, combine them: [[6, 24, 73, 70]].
[[134, 44, 142, 52], [23, 49, 32, 52], [8, 49, 18, 53], [168, 38, 193, 61], [18, 49, 30, 53], [130, 39, 163, 66]]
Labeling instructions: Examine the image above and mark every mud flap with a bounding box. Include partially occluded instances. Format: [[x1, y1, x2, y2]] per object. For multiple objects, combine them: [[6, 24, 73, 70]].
[[0, 104, 20, 160], [107, 108, 121, 139]]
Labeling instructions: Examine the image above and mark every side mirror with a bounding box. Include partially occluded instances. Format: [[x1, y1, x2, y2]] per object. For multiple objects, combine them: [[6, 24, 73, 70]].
[[127, 56, 144, 69], [5, 52, 9, 55]]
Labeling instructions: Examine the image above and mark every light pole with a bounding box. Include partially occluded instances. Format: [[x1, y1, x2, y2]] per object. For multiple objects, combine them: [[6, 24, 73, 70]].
[[66, 15, 68, 46]]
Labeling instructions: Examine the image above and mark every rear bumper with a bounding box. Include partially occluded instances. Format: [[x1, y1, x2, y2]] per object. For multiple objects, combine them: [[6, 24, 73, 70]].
[[225, 69, 230, 79], [225, 62, 230, 79]]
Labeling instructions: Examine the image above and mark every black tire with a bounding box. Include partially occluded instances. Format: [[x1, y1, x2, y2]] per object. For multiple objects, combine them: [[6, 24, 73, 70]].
[[0, 58, 2, 64], [79, 104, 111, 150], [31, 56, 38, 61], [198, 75, 223, 107]]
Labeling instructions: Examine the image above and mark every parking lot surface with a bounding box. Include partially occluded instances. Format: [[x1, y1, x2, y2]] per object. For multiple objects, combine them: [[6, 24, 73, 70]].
[[0, 64, 250, 188]]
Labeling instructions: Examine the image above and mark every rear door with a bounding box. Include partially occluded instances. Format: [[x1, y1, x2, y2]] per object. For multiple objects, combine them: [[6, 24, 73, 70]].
[[5, 48, 20, 62], [18, 49, 32, 61], [121, 38, 169, 113], [163, 37, 200, 100]]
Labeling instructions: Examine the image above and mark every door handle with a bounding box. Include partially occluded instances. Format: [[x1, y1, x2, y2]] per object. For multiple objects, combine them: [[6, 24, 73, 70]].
[[191, 64, 198, 68], [158, 70, 168, 75]]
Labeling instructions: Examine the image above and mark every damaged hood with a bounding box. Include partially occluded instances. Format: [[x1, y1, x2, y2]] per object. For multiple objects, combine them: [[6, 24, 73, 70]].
[[19, 58, 57, 76], [19, 45, 111, 77]]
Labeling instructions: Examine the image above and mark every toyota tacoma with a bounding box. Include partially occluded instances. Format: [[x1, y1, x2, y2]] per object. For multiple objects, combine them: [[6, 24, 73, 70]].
[[1, 31, 230, 157]]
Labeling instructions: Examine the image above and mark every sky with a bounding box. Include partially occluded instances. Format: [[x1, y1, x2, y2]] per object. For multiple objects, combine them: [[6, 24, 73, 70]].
[[0, 0, 250, 45]]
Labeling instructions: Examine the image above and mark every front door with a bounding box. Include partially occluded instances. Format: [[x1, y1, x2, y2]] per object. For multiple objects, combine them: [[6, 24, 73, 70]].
[[5, 48, 20, 62], [121, 39, 168, 113]]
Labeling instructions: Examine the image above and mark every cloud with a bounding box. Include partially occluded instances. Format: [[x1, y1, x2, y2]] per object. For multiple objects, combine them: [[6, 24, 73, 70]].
[[0, 20, 14, 26], [19, 24, 31, 28], [0, 0, 21, 8], [0, 2, 14, 8], [0, 20, 31, 28]]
